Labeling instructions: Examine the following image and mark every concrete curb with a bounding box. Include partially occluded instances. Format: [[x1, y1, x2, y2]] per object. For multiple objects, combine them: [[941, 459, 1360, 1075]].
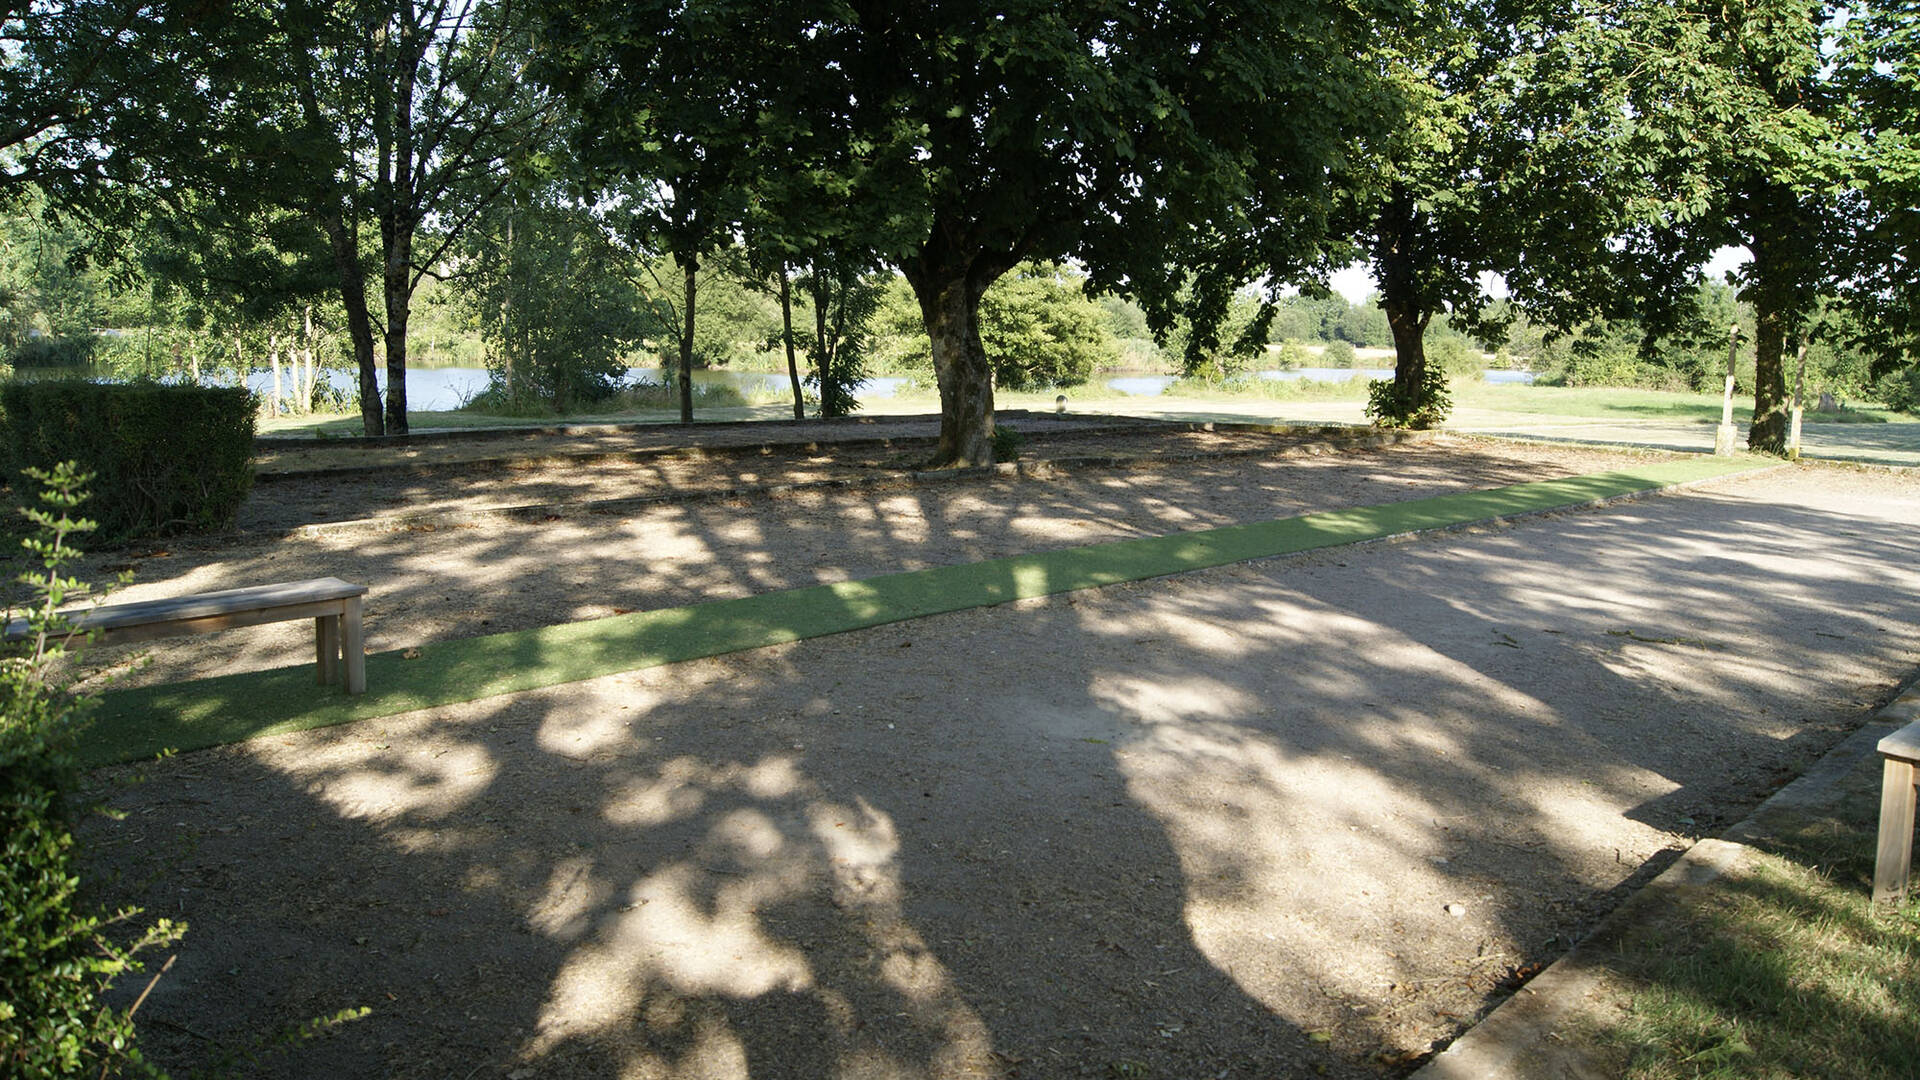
[[253, 410, 956, 450], [253, 416, 1149, 481], [252, 408, 1115, 453], [1411, 674, 1920, 1079]]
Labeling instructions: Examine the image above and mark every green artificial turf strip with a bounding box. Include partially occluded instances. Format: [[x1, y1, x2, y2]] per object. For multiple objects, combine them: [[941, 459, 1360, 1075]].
[[80, 457, 1764, 765]]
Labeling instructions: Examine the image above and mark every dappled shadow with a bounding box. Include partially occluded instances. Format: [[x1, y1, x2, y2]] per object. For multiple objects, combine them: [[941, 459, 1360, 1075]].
[[74, 461, 1920, 1076], [71, 436, 1660, 693], [1598, 848, 1920, 1077], [1797, 421, 1920, 468]]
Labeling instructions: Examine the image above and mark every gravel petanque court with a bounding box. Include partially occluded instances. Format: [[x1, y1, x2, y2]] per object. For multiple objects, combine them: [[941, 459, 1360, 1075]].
[[76, 443, 1920, 1079]]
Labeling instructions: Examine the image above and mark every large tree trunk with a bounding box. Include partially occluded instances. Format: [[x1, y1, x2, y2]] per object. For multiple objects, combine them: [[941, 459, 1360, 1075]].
[[322, 207, 384, 436], [1741, 183, 1815, 455], [1385, 301, 1430, 408], [779, 264, 804, 420], [1748, 299, 1791, 454], [679, 258, 697, 423], [1375, 194, 1442, 429], [903, 266, 995, 467], [377, 25, 419, 437], [382, 233, 413, 435]]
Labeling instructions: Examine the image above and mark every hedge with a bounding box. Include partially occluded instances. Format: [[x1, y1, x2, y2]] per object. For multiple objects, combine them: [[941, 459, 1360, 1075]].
[[1, 382, 255, 543]]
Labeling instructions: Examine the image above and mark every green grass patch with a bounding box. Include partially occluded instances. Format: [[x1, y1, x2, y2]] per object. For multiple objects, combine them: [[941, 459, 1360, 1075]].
[[1453, 383, 1740, 422], [1603, 811, 1920, 1078], [1161, 374, 1373, 402], [1451, 383, 1912, 425], [79, 458, 1765, 766]]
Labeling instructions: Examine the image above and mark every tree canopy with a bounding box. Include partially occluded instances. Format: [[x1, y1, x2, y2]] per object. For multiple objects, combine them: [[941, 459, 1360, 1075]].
[[1599, 0, 1849, 451], [539, 0, 1399, 464], [5, 0, 1919, 449]]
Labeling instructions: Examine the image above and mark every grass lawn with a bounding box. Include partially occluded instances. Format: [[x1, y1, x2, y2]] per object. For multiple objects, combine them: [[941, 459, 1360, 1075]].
[[1451, 382, 1908, 425], [1597, 768, 1920, 1079]]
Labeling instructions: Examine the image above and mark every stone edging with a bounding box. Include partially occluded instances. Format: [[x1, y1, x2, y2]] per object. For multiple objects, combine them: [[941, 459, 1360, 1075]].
[[271, 429, 1430, 541]]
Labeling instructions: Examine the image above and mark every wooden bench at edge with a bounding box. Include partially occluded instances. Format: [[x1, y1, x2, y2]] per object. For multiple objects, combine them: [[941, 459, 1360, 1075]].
[[1876, 720, 1920, 903], [3, 577, 369, 694]]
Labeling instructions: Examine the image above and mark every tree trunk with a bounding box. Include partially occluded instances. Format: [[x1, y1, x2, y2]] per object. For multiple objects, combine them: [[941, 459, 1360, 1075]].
[[679, 258, 698, 423], [812, 275, 837, 419], [299, 346, 317, 413], [1748, 298, 1791, 454], [1740, 182, 1816, 455], [502, 209, 517, 400], [269, 331, 283, 417], [779, 263, 803, 420], [323, 207, 383, 436], [1375, 193, 1441, 429], [904, 266, 995, 467], [299, 305, 318, 414], [1385, 302, 1428, 402], [1382, 292, 1437, 428], [373, 10, 422, 436], [383, 238, 413, 435]]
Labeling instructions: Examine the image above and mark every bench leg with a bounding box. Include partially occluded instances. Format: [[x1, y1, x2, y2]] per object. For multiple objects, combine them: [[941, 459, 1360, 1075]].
[[1874, 757, 1917, 904], [342, 596, 365, 695], [316, 615, 340, 685]]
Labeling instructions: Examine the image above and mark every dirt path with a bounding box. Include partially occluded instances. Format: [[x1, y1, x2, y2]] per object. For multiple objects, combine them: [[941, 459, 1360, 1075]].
[[73, 432, 1920, 1079]]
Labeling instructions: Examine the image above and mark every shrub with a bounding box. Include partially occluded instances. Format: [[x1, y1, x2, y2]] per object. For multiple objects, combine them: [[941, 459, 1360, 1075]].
[[1113, 337, 1164, 371], [1, 463, 181, 1077], [990, 424, 1026, 462], [1872, 367, 1920, 415], [1272, 339, 1310, 370], [1428, 336, 1485, 379], [1, 382, 255, 543], [1320, 339, 1357, 368], [1366, 363, 1452, 429], [6, 338, 98, 371]]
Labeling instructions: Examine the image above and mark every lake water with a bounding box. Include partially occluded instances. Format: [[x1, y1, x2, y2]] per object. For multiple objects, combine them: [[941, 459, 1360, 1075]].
[[44, 361, 1534, 413], [243, 366, 915, 413]]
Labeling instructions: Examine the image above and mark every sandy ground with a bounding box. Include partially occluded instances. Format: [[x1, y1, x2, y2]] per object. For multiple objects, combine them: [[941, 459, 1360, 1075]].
[[76, 432, 1631, 692], [70, 429, 1920, 1079]]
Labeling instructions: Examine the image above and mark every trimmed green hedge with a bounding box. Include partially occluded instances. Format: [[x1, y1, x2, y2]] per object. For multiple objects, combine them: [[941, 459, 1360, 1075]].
[[1, 382, 255, 543]]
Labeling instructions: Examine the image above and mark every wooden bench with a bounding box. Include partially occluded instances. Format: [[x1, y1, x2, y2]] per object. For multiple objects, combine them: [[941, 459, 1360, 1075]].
[[1875, 721, 1920, 903], [3, 577, 369, 694]]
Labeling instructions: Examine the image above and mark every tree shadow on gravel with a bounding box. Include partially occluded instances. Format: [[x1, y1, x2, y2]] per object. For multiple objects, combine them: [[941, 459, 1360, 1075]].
[[77, 439, 1652, 691], [72, 465, 1920, 1078]]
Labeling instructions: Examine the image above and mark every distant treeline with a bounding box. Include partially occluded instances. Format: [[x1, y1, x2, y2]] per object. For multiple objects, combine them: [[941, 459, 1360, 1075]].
[[0, 200, 1886, 411]]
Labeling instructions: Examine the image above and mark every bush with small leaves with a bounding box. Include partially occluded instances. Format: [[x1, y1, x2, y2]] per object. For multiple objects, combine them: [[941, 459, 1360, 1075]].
[[0, 463, 182, 1078], [1365, 363, 1452, 430]]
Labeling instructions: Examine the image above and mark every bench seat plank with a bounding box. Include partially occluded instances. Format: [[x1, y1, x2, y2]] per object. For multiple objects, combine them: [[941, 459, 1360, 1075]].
[[3, 577, 367, 640], [3, 576, 368, 696], [1880, 722, 1920, 764]]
